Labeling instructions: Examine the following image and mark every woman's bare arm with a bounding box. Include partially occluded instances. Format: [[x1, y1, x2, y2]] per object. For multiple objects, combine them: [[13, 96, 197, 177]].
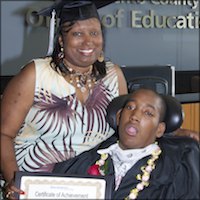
[[114, 65, 128, 95], [0, 61, 35, 183]]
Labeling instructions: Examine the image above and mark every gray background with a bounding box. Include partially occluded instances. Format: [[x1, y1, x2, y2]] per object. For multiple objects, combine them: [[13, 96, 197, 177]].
[[1, 0, 199, 75]]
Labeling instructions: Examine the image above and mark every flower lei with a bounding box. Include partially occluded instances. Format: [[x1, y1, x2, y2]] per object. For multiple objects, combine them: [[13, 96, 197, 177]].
[[125, 145, 162, 200], [87, 153, 109, 176], [87, 143, 162, 200]]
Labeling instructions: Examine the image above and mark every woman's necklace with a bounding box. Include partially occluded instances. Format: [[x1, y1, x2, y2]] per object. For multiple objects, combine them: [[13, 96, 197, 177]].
[[87, 143, 162, 200], [63, 59, 97, 93]]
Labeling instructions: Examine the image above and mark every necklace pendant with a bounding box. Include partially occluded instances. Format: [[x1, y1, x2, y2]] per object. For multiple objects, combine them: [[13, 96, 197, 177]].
[[80, 87, 87, 93]]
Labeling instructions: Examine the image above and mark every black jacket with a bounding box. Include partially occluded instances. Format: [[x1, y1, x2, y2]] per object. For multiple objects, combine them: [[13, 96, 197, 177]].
[[53, 135, 200, 200]]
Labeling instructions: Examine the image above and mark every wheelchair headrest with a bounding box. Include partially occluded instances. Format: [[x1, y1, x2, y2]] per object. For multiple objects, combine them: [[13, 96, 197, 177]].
[[106, 94, 183, 133]]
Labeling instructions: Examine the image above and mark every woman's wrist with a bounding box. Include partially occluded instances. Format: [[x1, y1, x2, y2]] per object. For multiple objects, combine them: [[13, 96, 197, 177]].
[[3, 178, 14, 188]]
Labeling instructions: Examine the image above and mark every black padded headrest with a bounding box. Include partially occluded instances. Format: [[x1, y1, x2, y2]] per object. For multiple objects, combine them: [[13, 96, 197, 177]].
[[106, 94, 183, 134]]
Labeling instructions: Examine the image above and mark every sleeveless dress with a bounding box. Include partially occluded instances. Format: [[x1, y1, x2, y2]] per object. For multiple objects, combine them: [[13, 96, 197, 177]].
[[14, 57, 120, 172]]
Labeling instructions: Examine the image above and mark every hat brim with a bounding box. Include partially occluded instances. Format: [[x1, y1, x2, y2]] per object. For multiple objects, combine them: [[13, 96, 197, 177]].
[[37, 0, 116, 16], [93, 0, 116, 8]]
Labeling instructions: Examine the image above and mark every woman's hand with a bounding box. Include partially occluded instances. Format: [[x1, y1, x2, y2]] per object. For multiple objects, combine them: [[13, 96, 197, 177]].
[[174, 128, 199, 142], [3, 180, 25, 200]]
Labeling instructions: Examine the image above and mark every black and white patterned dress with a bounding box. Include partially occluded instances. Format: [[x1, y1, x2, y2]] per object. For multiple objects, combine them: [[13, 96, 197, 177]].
[[14, 57, 120, 172]]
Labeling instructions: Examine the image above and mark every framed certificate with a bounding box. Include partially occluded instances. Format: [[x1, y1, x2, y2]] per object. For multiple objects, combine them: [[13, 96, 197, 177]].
[[15, 171, 113, 199]]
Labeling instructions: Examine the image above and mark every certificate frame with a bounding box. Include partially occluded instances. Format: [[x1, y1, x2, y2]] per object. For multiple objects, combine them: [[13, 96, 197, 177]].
[[15, 171, 113, 200]]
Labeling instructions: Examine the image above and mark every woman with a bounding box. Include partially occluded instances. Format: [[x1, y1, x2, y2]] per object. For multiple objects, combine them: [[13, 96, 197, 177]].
[[0, 1, 127, 198]]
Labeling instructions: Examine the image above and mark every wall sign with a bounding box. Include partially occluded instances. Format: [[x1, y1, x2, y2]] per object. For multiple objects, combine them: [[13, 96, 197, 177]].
[[25, 0, 199, 29]]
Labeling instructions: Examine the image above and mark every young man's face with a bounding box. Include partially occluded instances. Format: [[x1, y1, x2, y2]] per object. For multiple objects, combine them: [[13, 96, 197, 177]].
[[118, 89, 165, 150]]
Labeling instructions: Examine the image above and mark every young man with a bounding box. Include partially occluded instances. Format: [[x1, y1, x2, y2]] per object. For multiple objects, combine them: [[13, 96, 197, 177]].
[[53, 89, 199, 199]]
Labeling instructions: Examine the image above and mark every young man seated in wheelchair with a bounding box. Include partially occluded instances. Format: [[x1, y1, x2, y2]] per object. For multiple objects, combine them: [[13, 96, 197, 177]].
[[53, 88, 199, 199]]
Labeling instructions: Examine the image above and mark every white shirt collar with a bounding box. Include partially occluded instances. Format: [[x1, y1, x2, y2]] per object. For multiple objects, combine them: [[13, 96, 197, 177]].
[[97, 142, 159, 162], [97, 142, 159, 190]]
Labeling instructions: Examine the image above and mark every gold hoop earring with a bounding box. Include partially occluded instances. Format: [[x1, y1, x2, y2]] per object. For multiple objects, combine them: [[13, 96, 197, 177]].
[[98, 51, 104, 62]]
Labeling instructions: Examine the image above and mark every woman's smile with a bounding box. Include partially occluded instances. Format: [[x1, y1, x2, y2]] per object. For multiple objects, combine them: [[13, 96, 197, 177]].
[[78, 48, 94, 56]]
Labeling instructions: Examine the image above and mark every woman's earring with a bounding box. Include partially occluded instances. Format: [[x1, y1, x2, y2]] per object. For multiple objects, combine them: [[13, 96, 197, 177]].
[[58, 47, 64, 59], [98, 51, 104, 62]]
